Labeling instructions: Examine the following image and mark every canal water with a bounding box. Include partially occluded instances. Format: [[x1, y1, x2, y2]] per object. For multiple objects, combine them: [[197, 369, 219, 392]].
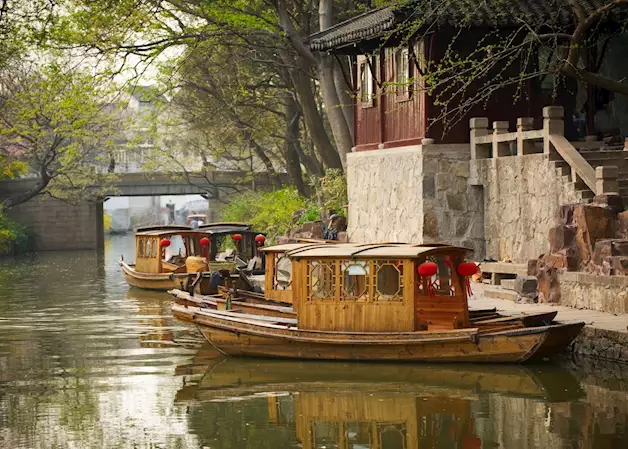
[[1, 235, 628, 449]]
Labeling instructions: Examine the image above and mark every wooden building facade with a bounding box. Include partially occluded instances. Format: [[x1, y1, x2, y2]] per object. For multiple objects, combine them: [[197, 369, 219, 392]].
[[310, 1, 627, 151]]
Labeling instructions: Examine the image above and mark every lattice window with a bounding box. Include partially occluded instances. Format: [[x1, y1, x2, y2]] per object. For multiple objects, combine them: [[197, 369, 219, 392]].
[[307, 260, 335, 301], [150, 239, 157, 258], [273, 254, 292, 291], [340, 260, 370, 301], [138, 238, 145, 257], [374, 260, 404, 301], [377, 423, 407, 449]]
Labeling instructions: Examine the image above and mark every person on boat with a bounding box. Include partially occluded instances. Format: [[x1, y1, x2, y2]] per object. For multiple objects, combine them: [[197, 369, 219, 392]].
[[190, 217, 199, 230]]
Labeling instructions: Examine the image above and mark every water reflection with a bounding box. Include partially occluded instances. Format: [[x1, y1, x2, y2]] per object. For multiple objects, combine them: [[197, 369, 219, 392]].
[[175, 357, 628, 449], [0, 235, 627, 448]]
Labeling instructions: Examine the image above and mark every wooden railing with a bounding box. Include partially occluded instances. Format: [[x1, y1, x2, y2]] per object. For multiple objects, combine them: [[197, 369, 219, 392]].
[[469, 106, 618, 195]]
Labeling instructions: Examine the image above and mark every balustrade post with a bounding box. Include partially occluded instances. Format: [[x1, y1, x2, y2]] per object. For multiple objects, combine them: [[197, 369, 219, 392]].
[[596, 165, 619, 195], [470, 117, 490, 160], [543, 106, 564, 157], [517, 117, 534, 155], [493, 121, 510, 157]]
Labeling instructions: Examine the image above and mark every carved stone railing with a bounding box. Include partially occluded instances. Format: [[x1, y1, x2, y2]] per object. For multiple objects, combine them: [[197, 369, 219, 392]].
[[470, 106, 618, 196]]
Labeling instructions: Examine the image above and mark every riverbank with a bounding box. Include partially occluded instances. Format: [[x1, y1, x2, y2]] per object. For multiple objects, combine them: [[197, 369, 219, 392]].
[[472, 284, 628, 364]]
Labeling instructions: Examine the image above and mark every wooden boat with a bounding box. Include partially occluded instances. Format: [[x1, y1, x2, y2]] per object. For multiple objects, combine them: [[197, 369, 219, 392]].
[[173, 243, 584, 362], [121, 223, 265, 293], [120, 225, 208, 291]]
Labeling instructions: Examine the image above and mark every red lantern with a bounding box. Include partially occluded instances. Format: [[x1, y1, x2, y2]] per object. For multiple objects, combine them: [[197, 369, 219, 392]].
[[417, 261, 438, 277], [199, 237, 210, 246], [159, 239, 171, 248], [232, 233, 242, 242], [457, 262, 478, 277], [457, 262, 478, 297], [255, 234, 265, 245]]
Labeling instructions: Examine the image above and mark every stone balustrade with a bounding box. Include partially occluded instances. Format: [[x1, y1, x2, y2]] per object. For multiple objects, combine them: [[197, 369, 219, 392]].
[[470, 106, 618, 196]]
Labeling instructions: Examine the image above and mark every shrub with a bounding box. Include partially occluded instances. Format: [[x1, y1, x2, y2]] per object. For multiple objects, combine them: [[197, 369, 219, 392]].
[[309, 168, 348, 217], [220, 187, 307, 241], [0, 209, 31, 255]]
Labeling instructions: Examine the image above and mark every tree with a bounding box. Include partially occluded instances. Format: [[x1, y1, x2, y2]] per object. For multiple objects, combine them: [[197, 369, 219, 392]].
[[374, 0, 628, 134], [0, 61, 122, 209], [47, 0, 356, 174]]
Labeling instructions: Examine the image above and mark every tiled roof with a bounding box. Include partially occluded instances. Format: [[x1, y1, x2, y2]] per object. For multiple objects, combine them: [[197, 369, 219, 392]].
[[310, 0, 627, 52]]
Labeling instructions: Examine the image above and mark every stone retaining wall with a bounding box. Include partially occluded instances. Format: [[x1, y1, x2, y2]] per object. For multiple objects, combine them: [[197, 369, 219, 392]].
[[473, 154, 581, 264], [346, 144, 484, 256], [559, 271, 628, 314], [6, 196, 104, 251], [569, 326, 628, 364]]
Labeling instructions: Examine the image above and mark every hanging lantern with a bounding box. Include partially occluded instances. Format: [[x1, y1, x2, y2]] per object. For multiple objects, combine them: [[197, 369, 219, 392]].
[[232, 233, 243, 242], [457, 262, 478, 297], [417, 261, 438, 297], [255, 234, 265, 245], [159, 239, 171, 248], [417, 261, 438, 277], [199, 237, 210, 246], [199, 237, 210, 259]]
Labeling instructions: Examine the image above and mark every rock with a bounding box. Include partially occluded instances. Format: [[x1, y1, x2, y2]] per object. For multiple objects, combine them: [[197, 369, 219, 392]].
[[300, 221, 315, 233], [618, 211, 628, 238], [537, 266, 561, 304], [545, 251, 578, 271], [557, 204, 577, 226], [592, 193, 624, 214], [527, 259, 539, 276], [329, 215, 347, 232], [593, 239, 614, 265], [514, 276, 537, 295], [310, 221, 324, 239], [337, 231, 348, 242], [606, 256, 628, 275], [516, 294, 538, 304], [423, 207, 438, 238], [572, 204, 616, 266], [549, 225, 576, 254]]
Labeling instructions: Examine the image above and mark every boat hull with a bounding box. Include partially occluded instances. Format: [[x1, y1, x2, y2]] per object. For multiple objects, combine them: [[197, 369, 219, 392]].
[[173, 305, 584, 363], [120, 261, 180, 291]]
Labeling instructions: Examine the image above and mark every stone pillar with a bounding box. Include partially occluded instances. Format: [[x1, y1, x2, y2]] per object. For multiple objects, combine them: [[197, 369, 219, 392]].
[[493, 121, 510, 157], [207, 188, 223, 224], [516, 117, 535, 155], [596, 165, 619, 194], [470, 117, 490, 160], [543, 106, 564, 155], [469, 117, 489, 186]]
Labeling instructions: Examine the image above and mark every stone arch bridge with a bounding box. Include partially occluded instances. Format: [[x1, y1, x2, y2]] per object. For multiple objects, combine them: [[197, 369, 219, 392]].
[[0, 171, 286, 251]]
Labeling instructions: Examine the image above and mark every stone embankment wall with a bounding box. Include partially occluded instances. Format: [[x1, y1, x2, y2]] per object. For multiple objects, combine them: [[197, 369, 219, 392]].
[[559, 271, 628, 314], [473, 154, 581, 264], [6, 197, 104, 251], [347, 144, 484, 256]]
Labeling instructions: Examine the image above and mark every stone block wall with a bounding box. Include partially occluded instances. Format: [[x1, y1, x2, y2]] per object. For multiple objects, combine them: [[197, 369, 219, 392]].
[[347, 144, 484, 257], [6, 196, 104, 251], [473, 154, 581, 264]]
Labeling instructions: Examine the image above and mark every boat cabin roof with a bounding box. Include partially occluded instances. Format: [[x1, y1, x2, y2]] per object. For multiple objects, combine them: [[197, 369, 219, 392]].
[[261, 243, 325, 253], [134, 224, 192, 234], [285, 242, 471, 259], [135, 228, 202, 238], [198, 222, 251, 231]]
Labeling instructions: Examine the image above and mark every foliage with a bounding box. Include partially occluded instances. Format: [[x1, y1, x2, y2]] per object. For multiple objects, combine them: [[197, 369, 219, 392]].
[[103, 212, 112, 233], [298, 205, 321, 225], [220, 187, 307, 241], [309, 169, 348, 216], [0, 209, 31, 255], [0, 60, 122, 208]]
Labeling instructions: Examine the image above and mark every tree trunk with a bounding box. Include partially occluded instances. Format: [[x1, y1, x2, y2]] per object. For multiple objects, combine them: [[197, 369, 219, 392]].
[[334, 56, 355, 142], [289, 64, 343, 171], [282, 92, 309, 196], [318, 0, 354, 169], [1, 175, 49, 209], [241, 128, 282, 188]]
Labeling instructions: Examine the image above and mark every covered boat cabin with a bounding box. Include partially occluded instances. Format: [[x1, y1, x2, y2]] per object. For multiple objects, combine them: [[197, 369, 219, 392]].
[[134, 225, 205, 274], [198, 222, 265, 263], [278, 243, 475, 332]]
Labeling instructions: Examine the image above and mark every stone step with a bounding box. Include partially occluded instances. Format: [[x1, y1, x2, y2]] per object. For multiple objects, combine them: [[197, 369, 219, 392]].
[[499, 279, 516, 290], [483, 286, 518, 302], [576, 190, 595, 200]]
